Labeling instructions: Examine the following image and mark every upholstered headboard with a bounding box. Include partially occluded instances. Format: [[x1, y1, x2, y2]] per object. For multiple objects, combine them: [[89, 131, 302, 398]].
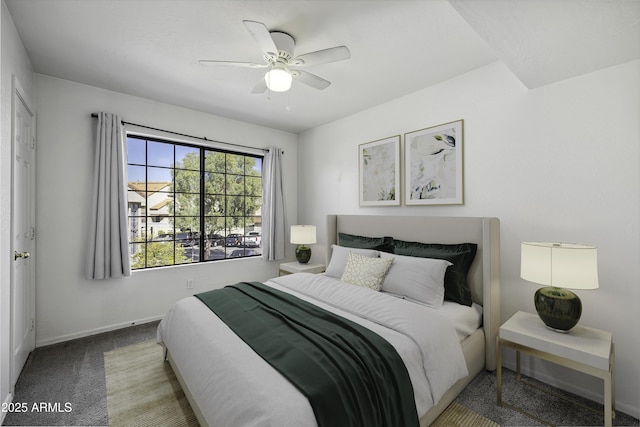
[[325, 215, 501, 370]]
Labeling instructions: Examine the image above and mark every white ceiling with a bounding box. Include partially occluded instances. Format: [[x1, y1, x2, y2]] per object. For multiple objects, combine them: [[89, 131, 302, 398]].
[[5, 0, 640, 134]]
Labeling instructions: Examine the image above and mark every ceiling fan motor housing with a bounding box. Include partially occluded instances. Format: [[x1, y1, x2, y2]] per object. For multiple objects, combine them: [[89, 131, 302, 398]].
[[269, 31, 295, 62]]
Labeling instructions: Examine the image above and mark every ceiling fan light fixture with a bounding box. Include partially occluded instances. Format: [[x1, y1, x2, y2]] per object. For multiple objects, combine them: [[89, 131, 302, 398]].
[[265, 67, 292, 92]]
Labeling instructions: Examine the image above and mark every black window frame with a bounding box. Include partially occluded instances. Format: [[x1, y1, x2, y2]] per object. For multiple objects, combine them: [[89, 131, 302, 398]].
[[126, 134, 263, 270]]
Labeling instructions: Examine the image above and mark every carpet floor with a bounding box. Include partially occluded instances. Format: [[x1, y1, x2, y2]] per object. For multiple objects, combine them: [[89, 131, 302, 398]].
[[2, 321, 639, 426]]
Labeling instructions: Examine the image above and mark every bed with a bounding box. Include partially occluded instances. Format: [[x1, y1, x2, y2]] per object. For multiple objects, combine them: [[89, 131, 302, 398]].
[[157, 215, 501, 426]]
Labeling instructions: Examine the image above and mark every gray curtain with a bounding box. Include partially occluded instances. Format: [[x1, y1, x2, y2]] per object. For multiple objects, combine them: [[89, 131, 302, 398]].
[[86, 112, 131, 279], [262, 147, 286, 260]]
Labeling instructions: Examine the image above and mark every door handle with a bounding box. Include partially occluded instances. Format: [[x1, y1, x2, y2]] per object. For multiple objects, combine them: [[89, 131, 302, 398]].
[[14, 251, 30, 260]]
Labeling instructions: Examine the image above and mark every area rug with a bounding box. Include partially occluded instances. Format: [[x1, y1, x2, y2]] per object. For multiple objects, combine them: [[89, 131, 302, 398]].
[[432, 401, 499, 427], [105, 339, 497, 427], [104, 339, 199, 427]]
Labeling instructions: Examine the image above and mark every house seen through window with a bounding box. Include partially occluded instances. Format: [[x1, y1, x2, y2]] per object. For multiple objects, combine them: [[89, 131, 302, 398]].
[[126, 135, 263, 269]]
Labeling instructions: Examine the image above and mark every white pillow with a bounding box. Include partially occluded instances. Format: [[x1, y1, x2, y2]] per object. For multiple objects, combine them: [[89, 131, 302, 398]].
[[325, 245, 379, 278], [341, 252, 393, 291], [380, 252, 452, 307]]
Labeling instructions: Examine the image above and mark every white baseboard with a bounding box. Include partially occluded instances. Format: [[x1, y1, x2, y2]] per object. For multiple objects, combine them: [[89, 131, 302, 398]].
[[35, 315, 164, 347]]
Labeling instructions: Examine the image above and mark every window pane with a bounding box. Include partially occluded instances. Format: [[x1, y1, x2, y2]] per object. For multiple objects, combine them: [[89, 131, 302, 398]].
[[151, 227, 175, 242], [146, 242, 175, 267], [206, 246, 225, 261], [226, 196, 244, 217], [128, 165, 146, 183], [176, 146, 200, 170], [205, 217, 225, 235], [246, 176, 262, 196], [226, 216, 246, 231], [127, 137, 146, 165], [204, 195, 224, 216], [127, 187, 147, 202], [147, 141, 174, 167], [204, 151, 225, 172], [175, 217, 200, 235], [226, 153, 244, 173], [174, 169, 200, 193], [175, 244, 192, 264], [148, 195, 173, 221], [226, 175, 244, 195], [175, 193, 200, 216], [128, 216, 145, 243], [245, 196, 262, 216], [204, 172, 225, 194], [246, 156, 262, 175], [179, 246, 199, 264], [130, 243, 146, 269], [147, 166, 172, 182]]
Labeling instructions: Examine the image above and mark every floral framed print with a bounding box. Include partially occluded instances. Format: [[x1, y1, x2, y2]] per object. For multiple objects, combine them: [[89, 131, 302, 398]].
[[404, 119, 463, 205], [359, 135, 401, 206]]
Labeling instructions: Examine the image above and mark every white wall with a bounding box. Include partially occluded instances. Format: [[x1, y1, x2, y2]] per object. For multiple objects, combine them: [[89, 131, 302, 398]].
[[34, 75, 298, 345], [297, 60, 640, 417], [0, 0, 34, 418]]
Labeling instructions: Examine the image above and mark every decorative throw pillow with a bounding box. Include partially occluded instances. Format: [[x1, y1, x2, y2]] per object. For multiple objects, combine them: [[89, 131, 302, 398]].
[[393, 240, 478, 306], [340, 252, 393, 291], [325, 245, 379, 278], [380, 252, 452, 308], [338, 232, 395, 253]]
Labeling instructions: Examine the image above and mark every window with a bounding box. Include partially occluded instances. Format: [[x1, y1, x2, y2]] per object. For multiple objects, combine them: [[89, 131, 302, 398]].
[[126, 135, 263, 269]]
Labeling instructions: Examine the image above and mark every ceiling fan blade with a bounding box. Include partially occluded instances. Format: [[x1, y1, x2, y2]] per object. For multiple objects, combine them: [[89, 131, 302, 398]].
[[292, 70, 331, 90], [243, 20, 278, 56], [251, 77, 267, 94], [291, 46, 350, 66], [199, 60, 267, 68]]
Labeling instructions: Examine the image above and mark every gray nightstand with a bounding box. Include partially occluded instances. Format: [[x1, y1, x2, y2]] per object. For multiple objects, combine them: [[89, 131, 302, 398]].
[[279, 261, 326, 276], [497, 311, 615, 427]]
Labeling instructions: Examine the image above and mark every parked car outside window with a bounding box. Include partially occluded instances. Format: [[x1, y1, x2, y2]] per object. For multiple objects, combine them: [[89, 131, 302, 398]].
[[225, 233, 243, 247], [207, 233, 224, 247], [176, 232, 199, 247], [244, 231, 261, 247]]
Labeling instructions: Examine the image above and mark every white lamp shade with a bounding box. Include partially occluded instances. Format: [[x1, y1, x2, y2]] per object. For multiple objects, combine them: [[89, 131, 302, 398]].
[[290, 225, 317, 245], [521, 241, 599, 290], [265, 68, 292, 92]]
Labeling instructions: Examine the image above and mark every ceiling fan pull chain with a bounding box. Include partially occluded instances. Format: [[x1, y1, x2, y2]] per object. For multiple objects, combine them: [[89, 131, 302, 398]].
[[266, 72, 271, 100]]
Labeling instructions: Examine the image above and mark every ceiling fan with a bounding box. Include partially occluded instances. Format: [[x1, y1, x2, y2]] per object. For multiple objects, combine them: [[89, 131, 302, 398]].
[[199, 20, 351, 93]]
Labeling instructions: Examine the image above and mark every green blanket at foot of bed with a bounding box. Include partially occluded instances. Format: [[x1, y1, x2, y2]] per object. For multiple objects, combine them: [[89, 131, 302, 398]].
[[195, 281, 419, 427]]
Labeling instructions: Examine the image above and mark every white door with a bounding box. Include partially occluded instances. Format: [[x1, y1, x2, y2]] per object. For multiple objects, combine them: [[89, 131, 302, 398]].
[[11, 77, 36, 387]]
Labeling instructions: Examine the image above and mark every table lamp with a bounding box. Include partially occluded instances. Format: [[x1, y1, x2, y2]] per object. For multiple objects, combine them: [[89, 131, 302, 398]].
[[520, 241, 599, 333], [290, 225, 316, 264]]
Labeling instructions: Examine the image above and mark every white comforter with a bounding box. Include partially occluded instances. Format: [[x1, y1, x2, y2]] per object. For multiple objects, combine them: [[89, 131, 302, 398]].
[[157, 273, 468, 427]]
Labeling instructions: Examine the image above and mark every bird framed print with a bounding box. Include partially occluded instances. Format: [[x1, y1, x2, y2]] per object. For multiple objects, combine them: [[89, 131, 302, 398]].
[[359, 135, 401, 206], [404, 119, 463, 205]]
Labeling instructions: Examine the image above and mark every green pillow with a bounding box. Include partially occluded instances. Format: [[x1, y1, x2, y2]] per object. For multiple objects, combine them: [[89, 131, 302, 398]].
[[393, 240, 477, 306], [338, 232, 394, 253]]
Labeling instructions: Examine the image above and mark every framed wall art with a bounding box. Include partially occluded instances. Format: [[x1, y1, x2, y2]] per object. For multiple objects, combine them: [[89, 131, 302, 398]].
[[359, 135, 401, 206], [404, 119, 463, 205]]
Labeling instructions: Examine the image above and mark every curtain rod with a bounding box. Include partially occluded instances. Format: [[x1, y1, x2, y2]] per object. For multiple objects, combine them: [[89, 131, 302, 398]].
[[90, 113, 276, 154]]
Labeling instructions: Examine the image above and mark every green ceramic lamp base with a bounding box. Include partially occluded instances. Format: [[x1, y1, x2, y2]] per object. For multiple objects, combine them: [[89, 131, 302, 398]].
[[534, 286, 582, 333], [295, 245, 311, 264]]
